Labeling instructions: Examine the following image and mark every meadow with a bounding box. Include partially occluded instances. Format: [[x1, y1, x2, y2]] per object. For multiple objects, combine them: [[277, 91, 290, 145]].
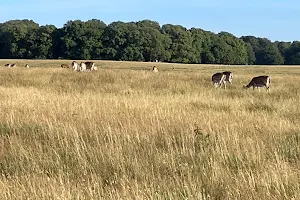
[[0, 59, 299, 199]]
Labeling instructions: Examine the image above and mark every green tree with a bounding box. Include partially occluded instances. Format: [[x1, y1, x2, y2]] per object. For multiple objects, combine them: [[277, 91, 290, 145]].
[[25, 25, 56, 59], [60, 19, 106, 59], [244, 43, 256, 65], [101, 22, 131, 60], [51, 28, 64, 59], [0, 20, 39, 58], [210, 32, 247, 64], [285, 41, 300, 64], [256, 38, 284, 65], [189, 28, 207, 63], [275, 41, 291, 64], [102, 22, 146, 61], [162, 24, 193, 63], [0, 18, 296, 65], [137, 20, 171, 62], [242, 36, 283, 65], [200, 31, 216, 64]]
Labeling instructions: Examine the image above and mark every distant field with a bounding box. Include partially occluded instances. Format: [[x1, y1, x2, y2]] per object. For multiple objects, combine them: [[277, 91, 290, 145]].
[[0, 59, 299, 199], [2, 58, 300, 73]]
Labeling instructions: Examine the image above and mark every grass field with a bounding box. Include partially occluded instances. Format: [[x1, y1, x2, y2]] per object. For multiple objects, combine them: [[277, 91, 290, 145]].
[[0, 59, 299, 199]]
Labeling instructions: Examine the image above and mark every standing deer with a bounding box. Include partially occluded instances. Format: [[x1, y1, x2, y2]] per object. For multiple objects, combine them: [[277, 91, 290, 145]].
[[152, 66, 158, 72], [72, 61, 79, 71], [223, 71, 233, 84], [79, 62, 95, 72], [212, 72, 227, 89], [243, 75, 271, 92]]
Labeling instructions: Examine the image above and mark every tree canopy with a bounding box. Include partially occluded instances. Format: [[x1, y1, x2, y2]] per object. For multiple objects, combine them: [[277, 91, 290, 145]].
[[0, 19, 299, 65]]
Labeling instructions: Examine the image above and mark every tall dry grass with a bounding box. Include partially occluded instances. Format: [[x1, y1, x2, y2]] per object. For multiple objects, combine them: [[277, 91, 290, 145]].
[[0, 60, 299, 199]]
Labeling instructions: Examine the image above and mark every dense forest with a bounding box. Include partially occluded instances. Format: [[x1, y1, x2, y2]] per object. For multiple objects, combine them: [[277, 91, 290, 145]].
[[0, 19, 299, 65]]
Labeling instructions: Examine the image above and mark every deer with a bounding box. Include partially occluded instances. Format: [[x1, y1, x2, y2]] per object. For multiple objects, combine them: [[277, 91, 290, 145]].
[[223, 71, 233, 84], [79, 62, 95, 72], [61, 64, 70, 68], [212, 72, 227, 89], [152, 66, 158, 72], [243, 75, 271, 92], [71, 61, 79, 71]]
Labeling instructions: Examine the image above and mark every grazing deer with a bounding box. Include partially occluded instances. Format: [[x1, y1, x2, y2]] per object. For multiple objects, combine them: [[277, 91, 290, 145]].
[[85, 62, 95, 71], [11, 64, 17, 67], [152, 66, 158, 72], [4, 64, 11, 68], [25, 64, 29, 68], [212, 72, 227, 89], [243, 75, 271, 92], [79, 62, 95, 72]]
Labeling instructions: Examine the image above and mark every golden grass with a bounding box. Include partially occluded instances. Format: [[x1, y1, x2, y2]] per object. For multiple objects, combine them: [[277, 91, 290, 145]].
[[0, 59, 299, 199]]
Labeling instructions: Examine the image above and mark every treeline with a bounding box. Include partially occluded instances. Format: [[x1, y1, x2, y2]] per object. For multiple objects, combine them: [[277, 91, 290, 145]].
[[0, 19, 299, 65]]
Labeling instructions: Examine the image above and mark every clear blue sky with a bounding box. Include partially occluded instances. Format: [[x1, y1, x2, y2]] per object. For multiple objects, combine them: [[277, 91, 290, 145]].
[[0, 0, 298, 42]]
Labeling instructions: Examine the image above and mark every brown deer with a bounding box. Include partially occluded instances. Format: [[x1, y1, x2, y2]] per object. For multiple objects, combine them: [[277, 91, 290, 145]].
[[61, 64, 70, 68], [243, 76, 271, 92], [152, 66, 158, 72]]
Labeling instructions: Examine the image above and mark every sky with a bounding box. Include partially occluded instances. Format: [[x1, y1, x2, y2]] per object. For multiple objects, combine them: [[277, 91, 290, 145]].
[[0, 0, 299, 42]]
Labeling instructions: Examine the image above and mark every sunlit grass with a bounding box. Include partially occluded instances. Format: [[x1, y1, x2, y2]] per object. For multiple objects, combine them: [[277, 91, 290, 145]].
[[0, 60, 299, 199]]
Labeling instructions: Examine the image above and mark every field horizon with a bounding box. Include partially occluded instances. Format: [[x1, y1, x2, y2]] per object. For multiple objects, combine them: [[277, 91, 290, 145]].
[[0, 59, 299, 199]]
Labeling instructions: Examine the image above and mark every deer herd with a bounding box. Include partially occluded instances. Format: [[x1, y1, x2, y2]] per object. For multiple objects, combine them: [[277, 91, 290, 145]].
[[2, 62, 271, 92], [212, 71, 271, 92], [61, 61, 98, 72]]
